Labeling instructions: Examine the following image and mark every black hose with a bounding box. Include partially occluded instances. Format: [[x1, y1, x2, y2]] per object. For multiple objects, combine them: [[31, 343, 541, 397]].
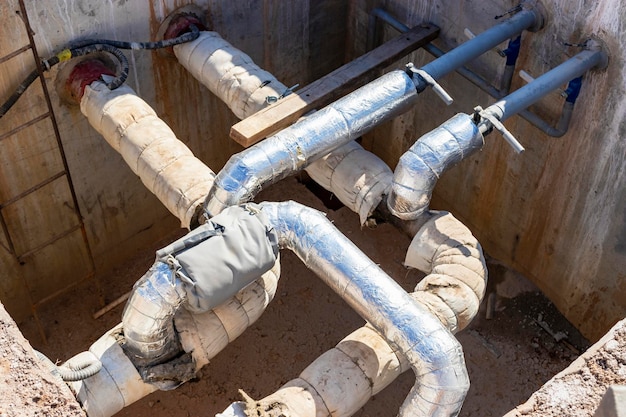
[[0, 25, 198, 120], [70, 24, 199, 50], [69, 43, 130, 90]]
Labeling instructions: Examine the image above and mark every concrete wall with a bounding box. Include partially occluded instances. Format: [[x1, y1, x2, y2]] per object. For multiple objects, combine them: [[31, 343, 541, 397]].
[[350, 0, 626, 341], [0, 0, 347, 324]]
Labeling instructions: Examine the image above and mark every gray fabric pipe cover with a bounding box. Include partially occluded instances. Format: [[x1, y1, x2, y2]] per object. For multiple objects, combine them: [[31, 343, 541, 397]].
[[156, 203, 279, 314]]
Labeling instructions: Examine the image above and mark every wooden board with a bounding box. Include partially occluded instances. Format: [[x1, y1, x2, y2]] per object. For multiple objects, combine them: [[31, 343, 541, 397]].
[[230, 24, 440, 147]]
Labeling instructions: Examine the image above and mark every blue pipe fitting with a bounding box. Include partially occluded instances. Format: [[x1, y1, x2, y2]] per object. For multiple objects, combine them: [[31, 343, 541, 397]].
[[564, 76, 583, 103], [504, 36, 522, 66]]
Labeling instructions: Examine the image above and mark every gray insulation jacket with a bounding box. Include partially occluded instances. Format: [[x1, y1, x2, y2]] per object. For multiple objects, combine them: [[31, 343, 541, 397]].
[[157, 204, 280, 314]]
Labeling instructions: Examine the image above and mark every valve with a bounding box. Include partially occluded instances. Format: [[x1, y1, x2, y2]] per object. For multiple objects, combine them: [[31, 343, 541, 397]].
[[406, 63, 454, 105], [473, 106, 525, 153]]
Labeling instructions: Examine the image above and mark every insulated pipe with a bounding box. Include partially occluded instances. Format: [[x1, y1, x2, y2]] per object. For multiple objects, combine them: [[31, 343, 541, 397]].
[[79, 80, 215, 229], [204, 6, 544, 217], [225, 210, 486, 417], [389, 47, 607, 220], [388, 113, 484, 220], [258, 201, 470, 417], [173, 31, 288, 119], [69, 260, 280, 417], [205, 70, 419, 216], [305, 141, 393, 224]]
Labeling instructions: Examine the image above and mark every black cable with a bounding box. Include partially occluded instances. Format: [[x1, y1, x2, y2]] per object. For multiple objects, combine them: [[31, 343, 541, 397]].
[[0, 25, 198, 120], [69, 43, 130, 90], [69, 24, 199, 50]]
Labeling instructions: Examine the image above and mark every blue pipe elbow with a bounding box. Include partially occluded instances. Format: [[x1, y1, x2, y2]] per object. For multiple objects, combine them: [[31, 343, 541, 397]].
[[504, 35, 522, 66], [564, 76, 583, 103]]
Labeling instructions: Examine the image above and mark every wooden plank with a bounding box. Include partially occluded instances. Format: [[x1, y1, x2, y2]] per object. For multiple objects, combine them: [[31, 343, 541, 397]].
[[230, 24, 440, 147]]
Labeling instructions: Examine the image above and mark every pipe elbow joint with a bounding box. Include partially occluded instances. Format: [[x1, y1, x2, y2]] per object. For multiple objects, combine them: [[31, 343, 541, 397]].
[[388, 114, 483, 220]]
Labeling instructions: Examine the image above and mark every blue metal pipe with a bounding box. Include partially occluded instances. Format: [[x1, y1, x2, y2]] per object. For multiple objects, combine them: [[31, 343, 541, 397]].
[[487, 49, 606, 121], [419, 9, 539, 83]]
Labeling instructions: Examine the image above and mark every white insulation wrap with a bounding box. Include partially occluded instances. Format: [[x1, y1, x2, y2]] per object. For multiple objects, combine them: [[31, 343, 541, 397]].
[[305, 141, 392, 224], [72, 260, 280, 417], [80, 81, 215, 229], [231, 324, 407, 417], [69, 325, 158, 417], [406, 211, 488, 333], [258, 201, 469, 417], [173, 31, 288, 119], [176, 257, 280, 369]]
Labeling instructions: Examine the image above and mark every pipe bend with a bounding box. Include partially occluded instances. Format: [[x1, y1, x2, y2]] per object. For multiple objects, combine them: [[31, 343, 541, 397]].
[[204, 70, 418, 217], [259, 200, 469, 416], [388, 113, 483, 220]]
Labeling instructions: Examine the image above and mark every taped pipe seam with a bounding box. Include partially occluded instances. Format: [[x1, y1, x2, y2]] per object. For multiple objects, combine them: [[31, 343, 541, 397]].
[[122, 204, 279, 363], [80, 81, 215, 229], [227, 208, 486, 417], [69, 259, 280, 417], [388, 113, 484, 220], [305, 141, 393, 225], [173, 31, 288, 119], [258, 201, 470, 417], [204, 70, 419, 216]]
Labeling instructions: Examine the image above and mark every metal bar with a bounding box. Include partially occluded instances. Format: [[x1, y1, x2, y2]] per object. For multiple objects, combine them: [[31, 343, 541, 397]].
[[420, 9, 538, 81], [18, 0, 101, 304], [0, 112, 50, 142], [371, 9, 579, 138], [0, 171, 65, 209], [16, 224, 82, 262], [0, 44, 32, 65], [491, 49, 605, 121]]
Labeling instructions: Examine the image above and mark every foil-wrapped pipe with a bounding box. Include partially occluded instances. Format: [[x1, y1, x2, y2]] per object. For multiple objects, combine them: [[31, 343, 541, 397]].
[[305, 141, 393, 224], [259, 201, 469, 417], [80, 81, 215, 229], [70, 260, 280, 417], [173, 31, 287, 119], [205, 70, 419, 216], [121, 261, 187, 363], [388, 113, 484, 220]]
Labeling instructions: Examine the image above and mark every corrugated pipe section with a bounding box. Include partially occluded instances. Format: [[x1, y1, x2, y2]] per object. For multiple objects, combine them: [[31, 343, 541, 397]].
[[204, 70, 418, 216], [253, 201, 470, 417], [80, 81, 215, 229], [173, 31, 288, 119], [69, 260, 280, 417], [388, 113, 484, 220]]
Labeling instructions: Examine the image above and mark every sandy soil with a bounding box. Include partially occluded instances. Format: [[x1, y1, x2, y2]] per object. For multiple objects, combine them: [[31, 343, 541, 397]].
[[17, 177, 600, 417]]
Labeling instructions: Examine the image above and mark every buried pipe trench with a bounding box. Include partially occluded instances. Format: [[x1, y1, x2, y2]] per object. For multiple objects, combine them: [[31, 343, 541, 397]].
[[46, 5, 576, 415]]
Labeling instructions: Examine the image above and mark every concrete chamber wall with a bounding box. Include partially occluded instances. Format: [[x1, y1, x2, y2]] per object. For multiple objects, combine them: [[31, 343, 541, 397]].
[[0, 0, 623, 342], [351, 0, 626, 340], [0, 0, 347, 324]]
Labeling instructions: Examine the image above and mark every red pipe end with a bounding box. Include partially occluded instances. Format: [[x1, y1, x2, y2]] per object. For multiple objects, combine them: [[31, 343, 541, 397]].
[[66, 59, 115, 103], [163, 14, 205, 40]]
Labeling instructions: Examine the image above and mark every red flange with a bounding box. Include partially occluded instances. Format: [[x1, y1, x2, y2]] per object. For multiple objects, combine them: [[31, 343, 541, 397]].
[[66, 59, 115, 102], [164, 14, 205, 40]]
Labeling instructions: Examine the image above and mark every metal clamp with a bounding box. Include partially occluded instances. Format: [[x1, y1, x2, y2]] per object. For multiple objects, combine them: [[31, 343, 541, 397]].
[[406, 63, 454, 105], [266, 83, 300, 104], [474, 106, 525, 153]]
